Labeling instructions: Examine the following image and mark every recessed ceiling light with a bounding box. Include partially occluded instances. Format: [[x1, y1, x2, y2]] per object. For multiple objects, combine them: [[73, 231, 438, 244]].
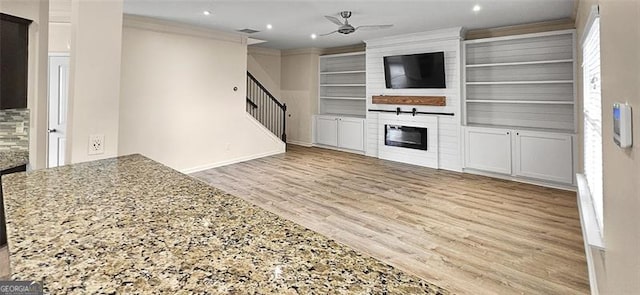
[[266, 24, 273, 30], [472, 4, 481, 12], [203, 10, 211, 16], [311, 33, 317, 39]]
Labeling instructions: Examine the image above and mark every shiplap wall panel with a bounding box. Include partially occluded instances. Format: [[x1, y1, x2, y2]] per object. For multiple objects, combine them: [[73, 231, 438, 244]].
[[320, 73, 366, 85], [365, 28, 463, 171], [466, 63, 573, 82], [466, 34, 573, 64], [467, 103, 574, 131], [467, 84, 573, 101], [320, 86, 366, 98], [320, 54, 366, 72], [321, 100, 366, 117]]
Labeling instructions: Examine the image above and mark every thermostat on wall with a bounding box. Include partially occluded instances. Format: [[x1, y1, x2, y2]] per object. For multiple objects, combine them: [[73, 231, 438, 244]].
[[613, 102, 632, 148]]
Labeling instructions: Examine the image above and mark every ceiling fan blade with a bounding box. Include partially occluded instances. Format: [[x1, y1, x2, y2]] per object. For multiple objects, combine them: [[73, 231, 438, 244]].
[[325, 16, 344, 26], [320, 30, 338, 36], [356, 24, 394, 31]]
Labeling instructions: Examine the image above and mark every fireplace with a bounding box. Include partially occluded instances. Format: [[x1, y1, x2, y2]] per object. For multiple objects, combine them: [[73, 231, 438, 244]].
[[384, 125, 428, 150]]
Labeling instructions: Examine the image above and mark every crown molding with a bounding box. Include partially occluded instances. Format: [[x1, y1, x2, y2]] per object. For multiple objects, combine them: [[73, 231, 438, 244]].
[[248, 46, 281, 56], [281, 47, 324, 56], [321, 43, 366, 55], [465, 18, 575, 40], [122, 14, 246, 45], [364, 27, 463, 48]]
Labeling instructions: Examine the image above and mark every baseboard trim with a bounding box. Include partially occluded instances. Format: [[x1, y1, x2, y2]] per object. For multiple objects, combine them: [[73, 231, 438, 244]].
[[312, 144, 365, 155], [182, 149, 284, 174], [463, 168, 577, 191], [287, 140, 313, 147]]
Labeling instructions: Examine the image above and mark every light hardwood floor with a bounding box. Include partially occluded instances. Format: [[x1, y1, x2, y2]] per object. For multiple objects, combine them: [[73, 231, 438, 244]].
[[193, 145, 589, 295]]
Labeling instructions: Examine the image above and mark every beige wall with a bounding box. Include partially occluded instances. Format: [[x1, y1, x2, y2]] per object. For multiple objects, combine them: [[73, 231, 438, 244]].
[[65, 0, 123, 164], [0, 0, 49, 169], [248, 45, 364, 146], [576, 0, 640, 293], [48, 22, 70, 53], [118, 17, 285, 173], [247, 46, 281, 98], [280, 49, 321, 145]]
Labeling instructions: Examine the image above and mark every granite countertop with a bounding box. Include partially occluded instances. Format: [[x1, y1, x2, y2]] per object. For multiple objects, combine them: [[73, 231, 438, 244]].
[[0, 150, 28, 172], [2, 154, 449, 294]]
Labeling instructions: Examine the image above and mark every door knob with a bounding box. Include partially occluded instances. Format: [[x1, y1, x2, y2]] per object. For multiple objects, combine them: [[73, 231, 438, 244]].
[[48, 128, 57, 133]]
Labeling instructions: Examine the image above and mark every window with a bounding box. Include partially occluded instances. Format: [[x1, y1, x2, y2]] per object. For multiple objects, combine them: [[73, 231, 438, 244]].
[[582, 13, 603, 231]]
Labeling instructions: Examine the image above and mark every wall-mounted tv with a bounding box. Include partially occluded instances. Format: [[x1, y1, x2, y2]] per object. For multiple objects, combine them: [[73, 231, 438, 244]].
[[383, 52, 446, 89]]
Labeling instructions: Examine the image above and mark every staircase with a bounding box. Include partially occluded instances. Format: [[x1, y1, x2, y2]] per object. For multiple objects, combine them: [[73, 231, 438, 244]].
[[246, 72, 287, 142]]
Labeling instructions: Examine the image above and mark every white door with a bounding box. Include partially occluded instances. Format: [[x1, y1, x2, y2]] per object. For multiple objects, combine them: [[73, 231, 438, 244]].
[[464, 127, 512, 174], [48, 56, 69, 168], [514, 131, 574, 184], [338, 117, 364, 151], [315, 116, 338, 146]]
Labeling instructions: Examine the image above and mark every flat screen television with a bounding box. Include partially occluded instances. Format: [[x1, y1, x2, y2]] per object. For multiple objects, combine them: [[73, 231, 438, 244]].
[[383, 52, 446, 89]]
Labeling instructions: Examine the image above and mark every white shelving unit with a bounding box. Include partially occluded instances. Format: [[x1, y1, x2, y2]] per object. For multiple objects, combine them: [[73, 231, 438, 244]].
[[318, 52, 366, 117], [315, 52, 367, 153], [463, 30, 577, 132], [462, 30, 578, 187]]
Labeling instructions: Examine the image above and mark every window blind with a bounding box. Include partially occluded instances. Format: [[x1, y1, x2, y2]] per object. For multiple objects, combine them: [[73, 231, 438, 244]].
[[582, 17, 603, 231]]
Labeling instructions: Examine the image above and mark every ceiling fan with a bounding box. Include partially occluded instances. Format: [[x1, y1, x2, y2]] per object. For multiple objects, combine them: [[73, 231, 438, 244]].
[[321, 11, 393, 36]]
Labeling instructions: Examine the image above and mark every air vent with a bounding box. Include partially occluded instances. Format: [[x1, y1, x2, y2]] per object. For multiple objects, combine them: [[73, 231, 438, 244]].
[[237, 28, 260, 34]]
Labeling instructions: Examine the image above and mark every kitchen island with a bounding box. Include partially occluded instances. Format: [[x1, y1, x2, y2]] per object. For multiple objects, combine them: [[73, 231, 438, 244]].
[[2, 154, 448, 294]]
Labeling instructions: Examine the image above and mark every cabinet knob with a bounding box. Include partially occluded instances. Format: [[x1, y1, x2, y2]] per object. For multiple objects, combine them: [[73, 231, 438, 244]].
[[507, 131, 510, 135]]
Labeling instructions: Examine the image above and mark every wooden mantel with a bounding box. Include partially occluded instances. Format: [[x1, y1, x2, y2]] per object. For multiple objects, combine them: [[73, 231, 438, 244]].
[[372, 95, 446, 106]]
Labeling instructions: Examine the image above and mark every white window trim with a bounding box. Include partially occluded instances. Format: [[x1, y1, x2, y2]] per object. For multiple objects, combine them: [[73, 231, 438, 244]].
[[577, 5, 604, 295], [578, 5, 604, 248]]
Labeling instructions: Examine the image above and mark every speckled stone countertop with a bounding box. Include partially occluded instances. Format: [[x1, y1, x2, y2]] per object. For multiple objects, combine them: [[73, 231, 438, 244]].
[[2, 154, 449, 294], [0, 150, 28, 172]]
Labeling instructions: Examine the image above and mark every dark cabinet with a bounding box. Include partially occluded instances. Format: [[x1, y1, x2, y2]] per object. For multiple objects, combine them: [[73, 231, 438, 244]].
[[0, 13, 32, 110], [0, 164, 26, 245]]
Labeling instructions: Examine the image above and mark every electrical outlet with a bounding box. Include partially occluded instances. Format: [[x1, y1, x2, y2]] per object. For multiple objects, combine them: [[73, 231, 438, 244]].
[[88, 134, 105, 155], [15, 122, 24, 134]]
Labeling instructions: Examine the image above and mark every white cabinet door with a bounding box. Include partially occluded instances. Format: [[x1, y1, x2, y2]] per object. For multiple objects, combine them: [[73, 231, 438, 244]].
[[514, 131, 574, 184], [338, 117, 364, 151], [315, 116, 338, 146], [465, 127, 512, 174]]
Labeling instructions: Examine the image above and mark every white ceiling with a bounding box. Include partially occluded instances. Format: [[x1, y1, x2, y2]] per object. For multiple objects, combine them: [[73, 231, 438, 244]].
[[123, 0, 576, 50]]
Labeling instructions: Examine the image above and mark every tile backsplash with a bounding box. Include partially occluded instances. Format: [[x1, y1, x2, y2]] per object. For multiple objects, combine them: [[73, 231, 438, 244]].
[[0, 109, 29, 151]]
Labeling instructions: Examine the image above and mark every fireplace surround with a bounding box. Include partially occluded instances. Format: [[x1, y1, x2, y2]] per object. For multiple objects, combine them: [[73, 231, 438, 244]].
[[384, 125, 428, 150]]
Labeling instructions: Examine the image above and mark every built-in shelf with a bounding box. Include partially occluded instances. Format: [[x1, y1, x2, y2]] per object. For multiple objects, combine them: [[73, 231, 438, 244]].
[[320, 96, 366, 101], [320, 84, 367, 87], [320, 70, 366, 75], [318, 51, 367, 118], [466, 100, 575, 105], [464, 30, 577, 133], [466, 59, 573, 68], [466, 80, 574, 85]]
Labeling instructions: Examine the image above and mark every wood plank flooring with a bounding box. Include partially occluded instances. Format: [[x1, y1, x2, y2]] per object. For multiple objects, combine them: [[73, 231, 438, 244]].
[[193, 145, 589, 295]]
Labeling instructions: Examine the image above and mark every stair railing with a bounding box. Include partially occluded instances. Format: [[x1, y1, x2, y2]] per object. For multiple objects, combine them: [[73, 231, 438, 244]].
[[246, 72, 287, 142]]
